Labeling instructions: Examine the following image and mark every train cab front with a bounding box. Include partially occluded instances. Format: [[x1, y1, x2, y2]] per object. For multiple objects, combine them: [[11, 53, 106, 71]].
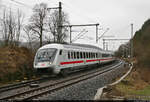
[[33, 48, 57, 74]]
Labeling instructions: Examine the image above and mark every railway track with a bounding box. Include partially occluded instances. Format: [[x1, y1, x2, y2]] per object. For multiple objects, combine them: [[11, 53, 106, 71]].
[[0, 60, 124, 100], [0, 74, 56, 93], [0, 61, 117, 94]]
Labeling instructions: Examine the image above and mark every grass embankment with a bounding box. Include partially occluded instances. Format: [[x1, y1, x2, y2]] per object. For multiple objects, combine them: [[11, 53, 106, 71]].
[[104, 66, 150, 100], [112, 19, 150, 98], [115, 68, 150, 96], [0, 46, 36, 86]]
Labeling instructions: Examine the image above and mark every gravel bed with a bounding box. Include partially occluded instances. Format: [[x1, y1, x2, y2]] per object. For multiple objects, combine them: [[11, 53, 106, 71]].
[[39, 64, 127, 100], [0, 61, 122, 100], [0, 68, 99, 98], [0, 78, 60, 98], [0, 62, 117, 99]]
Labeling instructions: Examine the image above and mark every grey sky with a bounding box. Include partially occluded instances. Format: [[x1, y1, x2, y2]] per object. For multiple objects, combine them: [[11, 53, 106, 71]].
[[1, 0, 150, 50]]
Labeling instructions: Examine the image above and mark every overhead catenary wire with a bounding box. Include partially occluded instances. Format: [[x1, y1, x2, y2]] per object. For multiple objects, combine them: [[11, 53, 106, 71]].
[[47, 0, 98, 24], [72, 29, 87, 42], [4, 0, 113, 45], [1, 1, 20, 12], [61, 2, 97, 24], [72, 31, 88, 43], [10, 0, 32, 9], [49, 0, 103, 28]]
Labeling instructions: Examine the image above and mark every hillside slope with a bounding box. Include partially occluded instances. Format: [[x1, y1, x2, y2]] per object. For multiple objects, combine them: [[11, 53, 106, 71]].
[[133, 19, 150, 67], [0, 46, 35, 83], [101, 19, 150, 99]]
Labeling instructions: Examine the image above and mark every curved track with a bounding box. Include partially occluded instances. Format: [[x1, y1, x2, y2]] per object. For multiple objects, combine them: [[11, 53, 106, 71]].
[[0, 60, 124, 100]]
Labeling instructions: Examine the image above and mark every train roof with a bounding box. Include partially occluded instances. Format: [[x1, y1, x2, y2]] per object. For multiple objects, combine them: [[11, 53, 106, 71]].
[[39, 43, 103, 51], [70, 43, 103, 50], [38, 43, 114, 54]]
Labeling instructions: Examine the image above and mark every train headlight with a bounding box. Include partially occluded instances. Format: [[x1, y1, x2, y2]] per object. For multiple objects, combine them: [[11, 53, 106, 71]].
[[49, 62, 52, 65]]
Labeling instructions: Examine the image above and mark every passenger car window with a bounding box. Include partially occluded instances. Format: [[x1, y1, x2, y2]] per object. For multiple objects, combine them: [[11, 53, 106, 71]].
[[77, 52, 79, 59], [74, 52, 76, 59], [71, 52, 74, 59], [68, 51, 70, 59], [83, 52, 86, 58], [80, 52, 83, 59], [86, 52, 88, 58], [59, 50, 62, 55]]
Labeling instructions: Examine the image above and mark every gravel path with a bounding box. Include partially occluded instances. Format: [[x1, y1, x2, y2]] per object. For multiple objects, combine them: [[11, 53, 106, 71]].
[[39, 64, 126, 100]]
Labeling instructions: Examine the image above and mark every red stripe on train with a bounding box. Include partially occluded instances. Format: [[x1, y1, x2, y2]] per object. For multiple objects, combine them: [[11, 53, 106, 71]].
[[86, 58, 113, 62], [86, 59, 98, 62], [60, 60, 84, 65], [99, 58, 113, 61], [60, 58, 113, 65]]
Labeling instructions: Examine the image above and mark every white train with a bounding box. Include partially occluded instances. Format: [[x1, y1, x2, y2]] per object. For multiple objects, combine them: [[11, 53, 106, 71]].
[[33, 43, 115, 75]]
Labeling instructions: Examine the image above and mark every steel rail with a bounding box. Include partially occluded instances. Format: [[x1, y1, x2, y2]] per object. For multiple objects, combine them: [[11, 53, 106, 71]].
[[0, 60, 123, 100]]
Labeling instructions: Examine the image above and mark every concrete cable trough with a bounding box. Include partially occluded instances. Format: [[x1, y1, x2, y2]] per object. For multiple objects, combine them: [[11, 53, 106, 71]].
[[94, 63, 133, 100]]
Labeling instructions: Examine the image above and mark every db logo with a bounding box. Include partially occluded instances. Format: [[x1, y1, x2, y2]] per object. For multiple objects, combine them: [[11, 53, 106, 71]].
[[41, 64, 45, 66]]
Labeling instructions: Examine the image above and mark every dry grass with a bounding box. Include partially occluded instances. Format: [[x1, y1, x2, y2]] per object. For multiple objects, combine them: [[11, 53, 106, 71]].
[[0, 46, 35, 82], [105, 66, 150, 98]]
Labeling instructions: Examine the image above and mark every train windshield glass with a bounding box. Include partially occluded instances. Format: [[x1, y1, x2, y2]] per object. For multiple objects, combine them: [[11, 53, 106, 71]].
[[36, 48, 57, 62]]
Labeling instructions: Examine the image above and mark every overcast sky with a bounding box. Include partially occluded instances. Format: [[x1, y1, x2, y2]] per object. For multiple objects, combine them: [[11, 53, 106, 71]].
[[1, 0, 150, 51]]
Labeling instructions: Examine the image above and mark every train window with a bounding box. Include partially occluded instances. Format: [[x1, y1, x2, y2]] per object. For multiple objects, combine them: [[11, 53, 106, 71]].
[[77, 52, 79, 59], [90, 52, 92, 58], [86, 52, 88, 58], [89, 53, 91, 58], [71, 52, 74, 59], [107, 54, 109, 57], [99, 53, 101, 58], [102, 54, 109, 57], [92, 53, 94, 58], [74, 52, 76, 59], [96, 53, 98, 58], [80, 52, 83, 59], [68, 51, 70, 59], [83, 52, 86, 59], [89, 53, 90, 58], [59, 50, 62, 55], [88, 52, 90, 58], [102, 54, 104, 57]]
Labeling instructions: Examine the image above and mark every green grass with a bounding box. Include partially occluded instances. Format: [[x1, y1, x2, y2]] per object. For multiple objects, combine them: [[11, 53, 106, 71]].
[[116, 82, 134, 94], [116, 82, 150, 96], [132, 86, 150, 96]]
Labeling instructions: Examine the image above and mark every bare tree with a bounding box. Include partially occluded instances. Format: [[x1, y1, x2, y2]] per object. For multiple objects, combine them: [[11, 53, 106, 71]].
[[29, 3, 47, 47], [1, 8, 24, 46], [47, 10, 69, 43], [23, 25, 34, 49], [15, 9, 24, 46], [1, 8, 15, 46]]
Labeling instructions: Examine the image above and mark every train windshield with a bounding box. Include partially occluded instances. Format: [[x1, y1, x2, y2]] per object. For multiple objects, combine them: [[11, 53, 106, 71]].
[[35, 48, 57, 62]]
